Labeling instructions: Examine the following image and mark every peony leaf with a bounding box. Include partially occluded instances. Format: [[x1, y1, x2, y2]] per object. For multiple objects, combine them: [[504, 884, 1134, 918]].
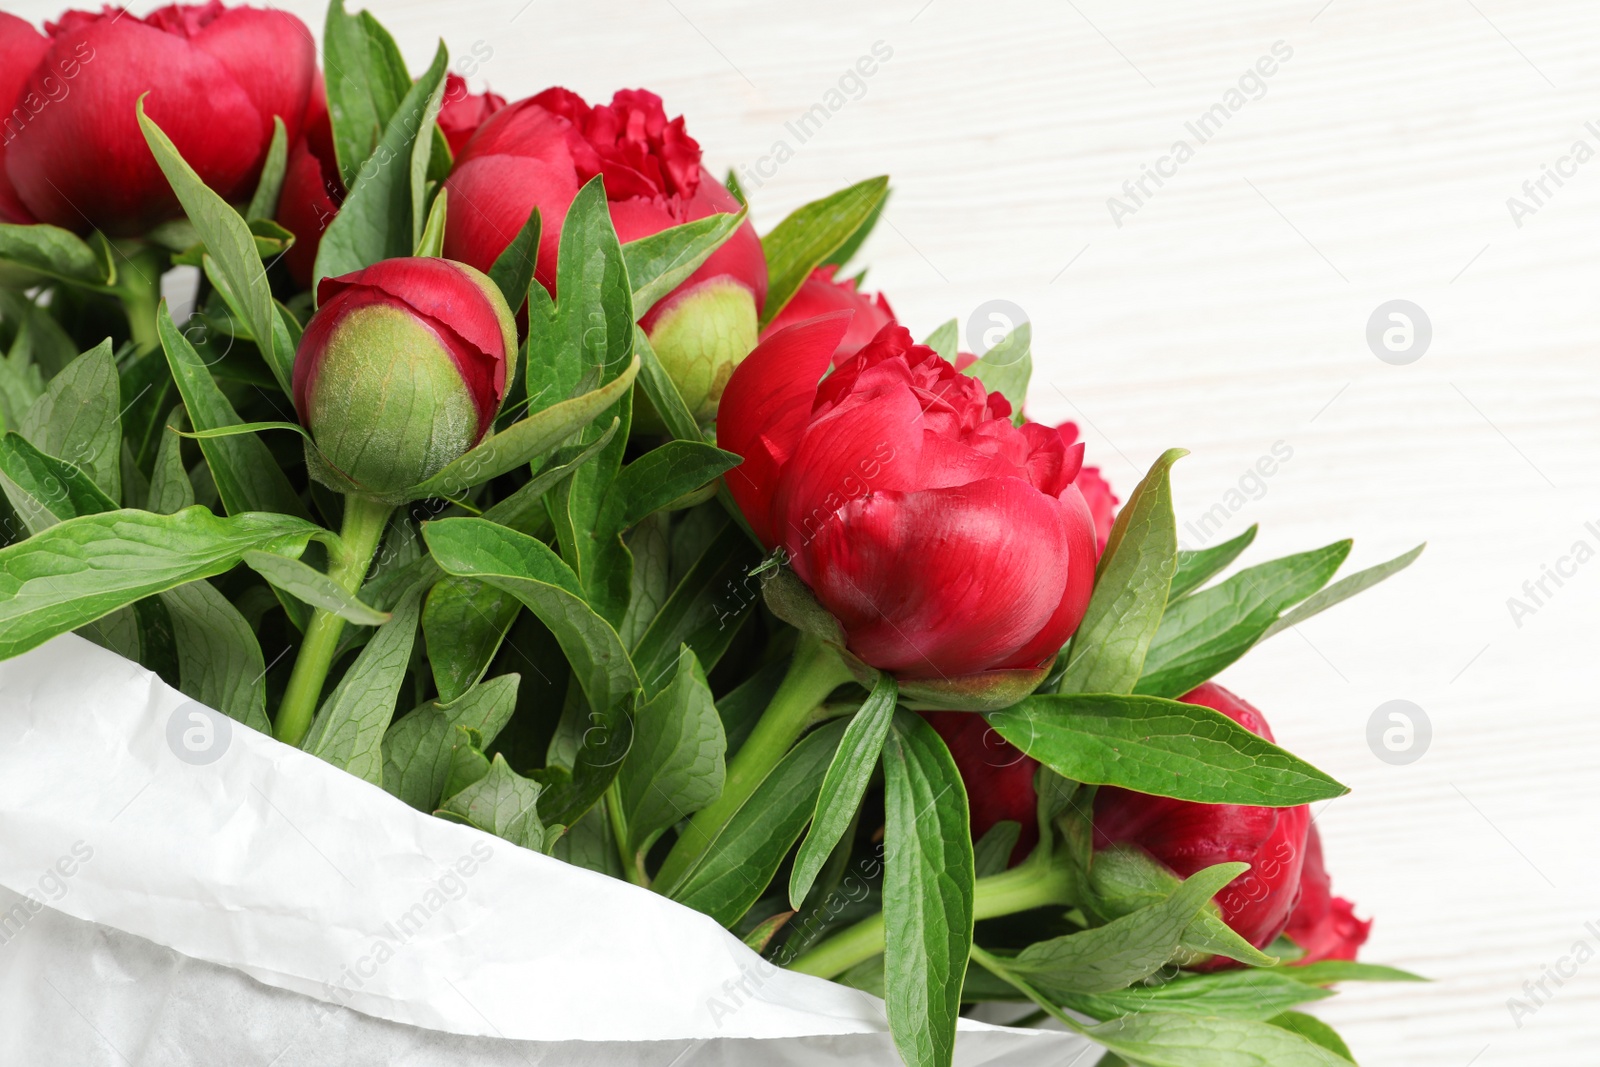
[[0, 223, 114, 290], [624, 209, 746, 318], [382, 675, 520, 811], [314, 41, 449, 288], [145, 409, 199, 516], [881, 710, 974, 1067], [157, 579, 270, 734], [989, 692, 1347, 806], [1136, 540, 1351, 698], [789, 672, 898, 908], [922, 319, 958, 363], [1061, 967, 1332, 1023], [1082, 1011, 1356, 1067], [242, 550, 390, 625], [487, 207, 541, 312], [413, 187, 448, 257], [632, 326, 700, 441], [322, 0, 414, 191], [959, 321, 1031, 419], [20, 340, 120, 502], [1268, 1012, 1355, 1060], [1006, 861, 1247, 997], [1170, 523, 1258, 600], [302, 574, 428, 782], [1058, 448, 1184, 695], [759, 176, 890, 327], [438, 752, 548, 851], [0, 432, 117, 535], [615, 646, 725, 858], [1262, 542, 1425, 640], [663, 718, 846, 923], [245, 117, 289, 222], [0, 506, 321, 661], [603, 440, 741, 530]]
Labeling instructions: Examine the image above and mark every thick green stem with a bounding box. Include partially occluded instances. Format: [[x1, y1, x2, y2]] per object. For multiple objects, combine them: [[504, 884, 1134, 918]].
[[786, 853, 1077, 979], [274, 495, 394, 747], [654, 633, 853, 889], [109, 240, 165, 352]]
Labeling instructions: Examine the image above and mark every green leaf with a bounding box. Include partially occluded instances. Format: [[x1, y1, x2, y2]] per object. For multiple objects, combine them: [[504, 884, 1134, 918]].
[[242, 550, 390, 625], [158, 579, 270, 734], [382, 674, 520, 810], [137, 102, 290, 395], [20, 340, 120, 502], [922, 319, 958, 363], [0, 432, 117, 534], [789, 673, 897, 908], [664, 719, 846, 924], [246, 117, 290, 222], [487, 207, 541, 311], [604, 441, 741, 529], [302, 575, 427, 782], [1058, 448, 1184, 694], [440, 726, 491, 798], [1087, 846, 1279, 968], [1136, 541, 1351, 698], [117, 342, 176, 473], [633, 326, 701, 441], [1262, 543, 1425, 640], [881, 710, 974, 1067], [1279, 960, 1426, 985], [322, 0, 414, 191], [414, 187, 448, 256], [396, 354, 639, 502], [972, 820, 1022, 878], [1083, 1012, 1356, 1067], [0, 223, 113, 289], [422, 518, 639, 722], [1007, 862, 1247, 997], [822, 188, 887, 269], [615, 646, 725, 856], [1268, 1012, 1355, 1061], [314, 42, 449, 287], [156, 305, 309, 520], [439, 753, 548, 850], [1063, 969, 1333, 1023], [624, 209, 746, 318], [989, 693, 1347, 806], [0, 506, 319, 660], [958, 322, 1031, 418], [1170, 525, 1258, 600], [422, 576, 523, 703], [759, 176, 890, 327], [629, 515, 762, 693]]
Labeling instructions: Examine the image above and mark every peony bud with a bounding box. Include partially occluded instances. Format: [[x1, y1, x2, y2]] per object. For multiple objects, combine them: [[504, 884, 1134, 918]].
[[4, 2, 316, 236], [719, 317, 1096, 699], [291, 258, 517, 495]]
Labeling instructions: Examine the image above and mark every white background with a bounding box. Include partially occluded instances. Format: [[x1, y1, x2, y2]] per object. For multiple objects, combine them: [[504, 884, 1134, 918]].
[[11, 0, 1600, 1062]]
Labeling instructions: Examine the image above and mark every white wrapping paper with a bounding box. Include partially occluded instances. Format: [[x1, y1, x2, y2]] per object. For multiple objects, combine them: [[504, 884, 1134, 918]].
[[0, 635, 1090, 1065]]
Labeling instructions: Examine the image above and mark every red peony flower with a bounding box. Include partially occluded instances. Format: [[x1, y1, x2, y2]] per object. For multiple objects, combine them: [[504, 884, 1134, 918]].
[[1284, 824, 1372, 964], [1054, 421, 1119, 555], [761, 264, 895, 365]]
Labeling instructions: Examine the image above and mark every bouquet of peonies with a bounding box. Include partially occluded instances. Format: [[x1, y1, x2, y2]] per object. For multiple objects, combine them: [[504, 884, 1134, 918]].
[[0, 3, 1426, 1064]]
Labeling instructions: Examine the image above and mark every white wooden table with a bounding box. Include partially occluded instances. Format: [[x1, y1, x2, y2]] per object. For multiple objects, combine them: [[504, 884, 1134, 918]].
[[12, 0, 1599, 1061]]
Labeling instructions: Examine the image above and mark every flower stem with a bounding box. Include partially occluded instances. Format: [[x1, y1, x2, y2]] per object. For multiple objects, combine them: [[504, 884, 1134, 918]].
[[785, 853, 1077, 979], [109, 240, 166, 352], [274, 495, 395, 747], [653, 632, 853, 889]]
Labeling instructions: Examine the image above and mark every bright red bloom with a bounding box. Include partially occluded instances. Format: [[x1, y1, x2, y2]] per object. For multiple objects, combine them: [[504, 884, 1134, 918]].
[[1094, 683, 1312, 955], [1055, 421, 1118, 554], [0, 13, 51, 224], [720, 317, 1096, 681], [761, 265, 895, 364], [442, 87, 766, 318], [437, 72, 506, 157], [923, 711, 1040, 865], [1284, 825, 1371, 964], [292, 257, 516, 494], [4, 2, 316, 235]]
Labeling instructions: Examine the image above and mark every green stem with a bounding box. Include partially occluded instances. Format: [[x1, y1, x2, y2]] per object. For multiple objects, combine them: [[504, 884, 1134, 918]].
[[654, 632, 853, 889], [786, 853, 1077, 979], [109, 239, 165, 352], [274, 495, 395, 747], [605, 784, 649, 888]]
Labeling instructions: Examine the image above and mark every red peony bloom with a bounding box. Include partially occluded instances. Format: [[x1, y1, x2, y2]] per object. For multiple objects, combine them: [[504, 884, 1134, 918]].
[[1054, 421, 1119, 555], [4, 2, 316, 235], [1284, 824, 1372, 964], [437, 72, 506, 157], [0, 13, 51, 224], [719, 316, 1097, 681]]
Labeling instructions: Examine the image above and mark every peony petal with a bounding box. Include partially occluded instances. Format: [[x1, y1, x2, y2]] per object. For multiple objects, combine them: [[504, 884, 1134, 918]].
[[0, 13, 49, 224], [716, 311, 851, 545], [443, 151, 575, 292], [797, 478, 1072, 678], [998, 483, 1097, 668]]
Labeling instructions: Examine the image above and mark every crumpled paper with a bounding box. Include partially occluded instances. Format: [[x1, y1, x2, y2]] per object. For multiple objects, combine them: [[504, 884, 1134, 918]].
[[0, 635, 1090, 1065]]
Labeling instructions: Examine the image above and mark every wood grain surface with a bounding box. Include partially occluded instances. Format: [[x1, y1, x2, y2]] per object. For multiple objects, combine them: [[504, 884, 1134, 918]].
[[8, 0, 1598, 1061]]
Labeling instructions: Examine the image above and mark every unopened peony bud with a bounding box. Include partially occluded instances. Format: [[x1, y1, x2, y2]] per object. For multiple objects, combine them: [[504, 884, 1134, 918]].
[[291, 258, 517, 495]]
